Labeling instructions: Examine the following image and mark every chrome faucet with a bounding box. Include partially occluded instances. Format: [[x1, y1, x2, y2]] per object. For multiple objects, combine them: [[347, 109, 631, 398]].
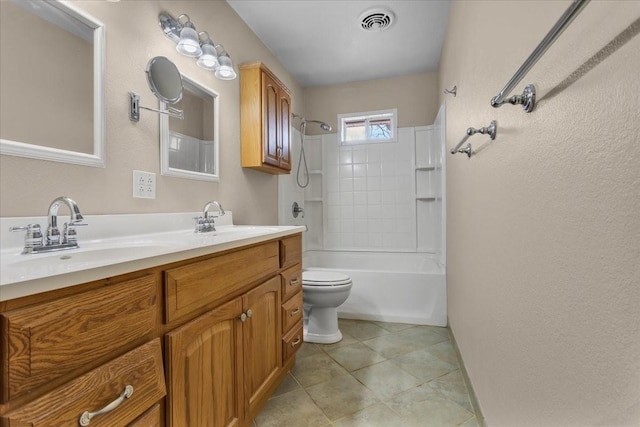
[[194, 201, 225, 233], [10, 196, 87, 254], [47, 196, 85, 245]]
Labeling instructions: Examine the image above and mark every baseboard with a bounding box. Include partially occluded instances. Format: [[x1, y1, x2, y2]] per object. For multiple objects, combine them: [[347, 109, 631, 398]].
[[448, 325, 486, 427], [337, 311, 447, 327]]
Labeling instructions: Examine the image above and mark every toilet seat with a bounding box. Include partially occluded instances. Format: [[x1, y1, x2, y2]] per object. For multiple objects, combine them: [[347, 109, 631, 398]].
[[303, 271, 352, 286]]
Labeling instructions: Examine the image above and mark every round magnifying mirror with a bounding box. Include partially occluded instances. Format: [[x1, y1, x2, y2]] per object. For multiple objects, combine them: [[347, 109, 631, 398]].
[[145, 56, 183, 104]]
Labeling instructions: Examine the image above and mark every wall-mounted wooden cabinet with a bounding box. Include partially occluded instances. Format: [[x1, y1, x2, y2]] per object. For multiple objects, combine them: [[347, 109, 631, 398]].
[[240, 62, 292, 174]]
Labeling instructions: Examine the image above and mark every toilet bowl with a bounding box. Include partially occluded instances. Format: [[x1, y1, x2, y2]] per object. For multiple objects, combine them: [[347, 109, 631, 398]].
[[302, 270, 352, 344]]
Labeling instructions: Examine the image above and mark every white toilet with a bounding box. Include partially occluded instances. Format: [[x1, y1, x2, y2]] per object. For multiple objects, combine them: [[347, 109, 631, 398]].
[[302, 270, 353, 344]]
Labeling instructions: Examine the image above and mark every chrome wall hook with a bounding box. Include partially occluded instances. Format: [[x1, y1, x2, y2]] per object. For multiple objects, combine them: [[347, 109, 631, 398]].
[[443, 85, 457, 97]]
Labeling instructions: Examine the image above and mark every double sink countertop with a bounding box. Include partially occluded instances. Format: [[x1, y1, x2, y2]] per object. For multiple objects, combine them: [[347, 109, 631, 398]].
[[0, 211, 305, 301]]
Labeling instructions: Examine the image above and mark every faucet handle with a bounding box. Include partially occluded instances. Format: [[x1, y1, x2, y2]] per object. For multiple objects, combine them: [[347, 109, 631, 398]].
[[9, 224, 44, 249], [63, 222, 87, 245]]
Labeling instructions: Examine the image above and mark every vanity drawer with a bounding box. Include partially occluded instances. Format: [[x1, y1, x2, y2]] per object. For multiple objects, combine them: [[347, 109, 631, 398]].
[[1, 339, 166, 426], [165, 242, 279, 323], [282, 291, 303, 334], [282, 324, 303, 364], [281, 264, 302, 302], [130, 403, 162, 427], [0, 275, 157, 403], [279, 234, 301, 269]]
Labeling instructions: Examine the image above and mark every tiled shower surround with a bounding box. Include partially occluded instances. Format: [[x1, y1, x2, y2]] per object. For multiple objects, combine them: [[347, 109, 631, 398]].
[[323, 129, 417, 251], [279, 113, 445, 261]]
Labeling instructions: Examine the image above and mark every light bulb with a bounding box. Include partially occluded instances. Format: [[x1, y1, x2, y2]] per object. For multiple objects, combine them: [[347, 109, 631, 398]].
[[176, 25, 202, 57]]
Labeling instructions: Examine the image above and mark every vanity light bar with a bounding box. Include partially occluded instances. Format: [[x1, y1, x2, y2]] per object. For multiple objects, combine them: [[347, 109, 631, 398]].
[[158, 12, 237, 80]]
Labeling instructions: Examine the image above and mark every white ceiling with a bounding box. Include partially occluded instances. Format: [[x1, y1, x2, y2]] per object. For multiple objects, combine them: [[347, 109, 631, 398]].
[[227, 0, 451, 88]]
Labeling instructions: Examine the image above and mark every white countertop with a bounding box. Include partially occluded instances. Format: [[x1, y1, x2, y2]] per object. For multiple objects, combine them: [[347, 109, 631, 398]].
[[0, 212, 304, 301]]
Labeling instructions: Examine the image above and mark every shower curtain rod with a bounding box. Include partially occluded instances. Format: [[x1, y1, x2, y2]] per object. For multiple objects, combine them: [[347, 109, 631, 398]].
[[490, 0, 591, 113]]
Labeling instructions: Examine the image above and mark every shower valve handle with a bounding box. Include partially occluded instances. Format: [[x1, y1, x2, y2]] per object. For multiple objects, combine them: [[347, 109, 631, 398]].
[[292, 202, 305, 218]]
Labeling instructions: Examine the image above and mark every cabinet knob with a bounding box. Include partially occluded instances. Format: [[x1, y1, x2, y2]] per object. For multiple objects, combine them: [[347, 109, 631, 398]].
[[246, 309, 253, 318], [291, 336, 301, 347], [290, 308, 300, 316], [239, 313, 248, 323]]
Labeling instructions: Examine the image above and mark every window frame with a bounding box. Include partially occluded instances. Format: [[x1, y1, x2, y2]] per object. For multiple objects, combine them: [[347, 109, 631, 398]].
[[337, 108, 398, 145]]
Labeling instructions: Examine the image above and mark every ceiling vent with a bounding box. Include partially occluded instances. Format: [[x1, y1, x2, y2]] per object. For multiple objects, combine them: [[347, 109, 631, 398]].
[[359, 8, 395, 32]]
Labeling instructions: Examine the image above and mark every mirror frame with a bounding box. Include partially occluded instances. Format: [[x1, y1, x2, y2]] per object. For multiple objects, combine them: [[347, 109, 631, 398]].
[[160, 75, 220, 182], [0, 1, 105, 167], [146, 56, 183, 104]]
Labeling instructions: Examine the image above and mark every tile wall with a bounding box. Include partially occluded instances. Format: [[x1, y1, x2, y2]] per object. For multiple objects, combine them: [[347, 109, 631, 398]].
[[279, 124, 445, 260], [323, 128, 416, 251]]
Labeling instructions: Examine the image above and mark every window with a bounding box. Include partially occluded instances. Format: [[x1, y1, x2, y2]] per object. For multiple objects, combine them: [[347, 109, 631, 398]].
[[338, 109, 397, 145]]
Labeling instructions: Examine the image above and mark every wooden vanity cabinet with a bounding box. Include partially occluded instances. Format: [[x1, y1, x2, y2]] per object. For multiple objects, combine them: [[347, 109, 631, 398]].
[[2, 339, 166, 426], [0, 233, 303, 427], [279, 235, 304, 365], [240, 62, 292, 174], [0, 274, 158, 403], [0, 274, 163, 426], [164, 266, 283, 426], [165, 297, 245, 427]]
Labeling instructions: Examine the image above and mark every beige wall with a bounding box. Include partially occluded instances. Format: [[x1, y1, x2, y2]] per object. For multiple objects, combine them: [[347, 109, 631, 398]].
[[0, 0, 303, 225], [302, 72, 439, 134], [440, 1, 640, 426]]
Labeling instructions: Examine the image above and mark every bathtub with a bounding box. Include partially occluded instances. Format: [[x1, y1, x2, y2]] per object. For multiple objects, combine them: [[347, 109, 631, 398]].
[[303, 250, 446, 326]]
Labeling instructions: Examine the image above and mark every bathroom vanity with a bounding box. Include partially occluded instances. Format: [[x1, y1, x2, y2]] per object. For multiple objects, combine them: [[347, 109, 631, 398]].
[[0, 220, 303, 427]]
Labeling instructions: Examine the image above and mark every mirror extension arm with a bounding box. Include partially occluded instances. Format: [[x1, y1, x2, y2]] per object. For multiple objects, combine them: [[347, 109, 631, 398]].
[[129, 92, 183, 122]]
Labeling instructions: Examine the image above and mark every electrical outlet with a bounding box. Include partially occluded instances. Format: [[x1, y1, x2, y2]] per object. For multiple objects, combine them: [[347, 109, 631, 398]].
[[133, 170, 156, 199]]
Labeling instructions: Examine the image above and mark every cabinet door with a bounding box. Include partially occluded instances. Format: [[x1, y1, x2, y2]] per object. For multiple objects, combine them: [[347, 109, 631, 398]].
[[278, 90, 291, 170], [242, 276, 282, 418], [262, 73, 280, 167], [165, 298, 244, 427]]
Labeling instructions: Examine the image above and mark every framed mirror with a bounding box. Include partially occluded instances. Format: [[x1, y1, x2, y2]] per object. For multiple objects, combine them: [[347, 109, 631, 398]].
[[160, 75, 219, 182], [0, 0, 105, 167]]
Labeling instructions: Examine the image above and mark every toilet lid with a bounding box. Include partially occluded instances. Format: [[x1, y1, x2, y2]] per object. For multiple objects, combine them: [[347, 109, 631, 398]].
[[303, 270, 352, 286]]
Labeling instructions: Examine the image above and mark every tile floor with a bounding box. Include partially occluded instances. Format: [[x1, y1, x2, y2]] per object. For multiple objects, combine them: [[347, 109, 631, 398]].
[[254, 319, 479, 427]]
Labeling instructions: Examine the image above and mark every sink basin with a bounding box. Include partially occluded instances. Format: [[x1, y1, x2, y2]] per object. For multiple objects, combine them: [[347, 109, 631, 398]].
[[6, 241, 182, 268]]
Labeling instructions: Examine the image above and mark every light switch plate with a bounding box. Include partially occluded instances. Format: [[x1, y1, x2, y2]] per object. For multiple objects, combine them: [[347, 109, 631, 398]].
[[133, 170, 156, 199]]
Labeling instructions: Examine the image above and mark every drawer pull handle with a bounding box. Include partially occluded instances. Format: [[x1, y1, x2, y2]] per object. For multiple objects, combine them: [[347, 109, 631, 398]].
[[290, 278, 300, 286], [290, 308, 300, 316], [79, 385, 134, 426], [291, 336, 301, 347]]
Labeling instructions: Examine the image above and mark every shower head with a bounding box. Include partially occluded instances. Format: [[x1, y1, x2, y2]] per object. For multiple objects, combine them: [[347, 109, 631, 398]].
[[305, 119, 332, 132], [291, 113, 332, 132]]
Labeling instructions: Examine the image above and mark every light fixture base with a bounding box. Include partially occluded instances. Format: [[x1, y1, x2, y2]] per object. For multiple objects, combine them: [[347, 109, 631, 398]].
[[159, 13, 180, 43]]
